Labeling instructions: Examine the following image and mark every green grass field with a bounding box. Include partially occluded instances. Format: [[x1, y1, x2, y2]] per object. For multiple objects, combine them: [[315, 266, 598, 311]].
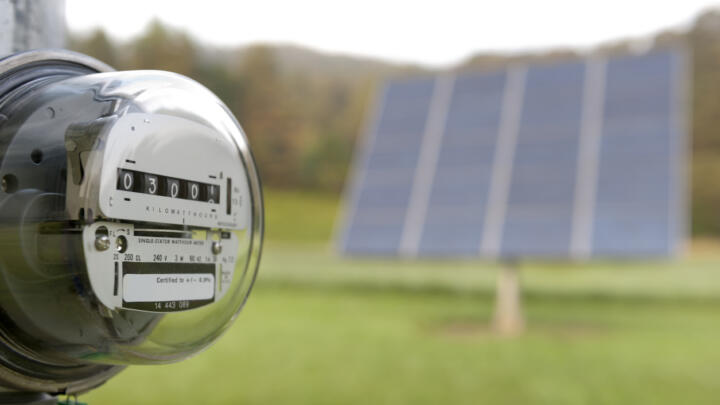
[[83, 189, 720, 404]]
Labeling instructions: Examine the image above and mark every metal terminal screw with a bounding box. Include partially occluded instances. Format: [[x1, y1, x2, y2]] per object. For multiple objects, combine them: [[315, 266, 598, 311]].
[[116, 235, 128, 253], [211, 241, 222, 255], [95, 235, 111, 251]]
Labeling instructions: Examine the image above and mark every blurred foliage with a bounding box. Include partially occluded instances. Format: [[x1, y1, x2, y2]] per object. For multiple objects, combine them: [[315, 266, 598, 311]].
[[688, 11, 720, 236], [263, 189, 339, 244], [70, 10, 720, 235], [69, 20, 399, 192]]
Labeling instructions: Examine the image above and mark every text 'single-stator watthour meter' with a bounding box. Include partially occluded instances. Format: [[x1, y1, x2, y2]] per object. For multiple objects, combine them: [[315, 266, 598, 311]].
[[0, 50, 263, 399]]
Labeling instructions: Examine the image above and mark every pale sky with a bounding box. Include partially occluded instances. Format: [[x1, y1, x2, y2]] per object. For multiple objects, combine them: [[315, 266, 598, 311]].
[[66, 0, 720, 67]]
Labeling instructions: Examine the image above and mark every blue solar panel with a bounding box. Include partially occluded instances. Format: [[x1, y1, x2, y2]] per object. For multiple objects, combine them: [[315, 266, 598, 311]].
[[500, 62, 585, 257], [338, 49, 687, 259], [341, 77, 435, 255], [591, 51, 685, 256], [418, 72, 507, 256]]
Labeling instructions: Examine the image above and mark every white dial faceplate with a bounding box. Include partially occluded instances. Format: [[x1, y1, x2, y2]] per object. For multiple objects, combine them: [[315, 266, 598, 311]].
[[80, 113, 251, 312], [98, 113, 250, 230]]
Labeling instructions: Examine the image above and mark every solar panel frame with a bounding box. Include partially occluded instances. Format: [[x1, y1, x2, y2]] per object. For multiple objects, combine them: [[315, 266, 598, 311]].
[[337, 49, 689, 259]]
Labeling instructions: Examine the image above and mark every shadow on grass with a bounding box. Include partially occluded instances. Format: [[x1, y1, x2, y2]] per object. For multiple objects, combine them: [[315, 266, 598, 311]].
[[428, 317, 614, 341]]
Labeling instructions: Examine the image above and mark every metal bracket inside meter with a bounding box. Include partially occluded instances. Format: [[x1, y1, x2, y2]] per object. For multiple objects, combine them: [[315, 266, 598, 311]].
[[83, 222, 239, 312]]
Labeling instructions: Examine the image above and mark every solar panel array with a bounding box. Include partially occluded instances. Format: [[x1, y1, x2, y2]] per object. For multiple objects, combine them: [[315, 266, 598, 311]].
[[338, 50, 687, 259]]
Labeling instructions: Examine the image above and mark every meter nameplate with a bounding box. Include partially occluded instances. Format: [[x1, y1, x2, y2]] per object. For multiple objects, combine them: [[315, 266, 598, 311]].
[[98, 113, 251, 231], [123, 273, 214, 302], [83, 222, 240, 313]]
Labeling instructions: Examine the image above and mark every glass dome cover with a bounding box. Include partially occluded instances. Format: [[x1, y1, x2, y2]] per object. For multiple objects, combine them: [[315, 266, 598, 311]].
[[0, 51, 262, 393]]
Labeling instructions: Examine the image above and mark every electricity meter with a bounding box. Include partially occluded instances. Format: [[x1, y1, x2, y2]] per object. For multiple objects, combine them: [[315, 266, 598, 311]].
[[0, 50, 263, 400]]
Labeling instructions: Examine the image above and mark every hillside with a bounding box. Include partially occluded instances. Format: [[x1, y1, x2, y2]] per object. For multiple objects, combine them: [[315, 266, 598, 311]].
[[70, 9, 720, 235]]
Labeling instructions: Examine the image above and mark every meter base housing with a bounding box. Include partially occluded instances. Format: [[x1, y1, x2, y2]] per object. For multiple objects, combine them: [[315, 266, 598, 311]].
[[0, 50, 122, 396]]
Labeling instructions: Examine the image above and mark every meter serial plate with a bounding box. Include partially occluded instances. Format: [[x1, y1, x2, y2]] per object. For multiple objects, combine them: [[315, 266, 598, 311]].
[[83, 222, 239, 312]]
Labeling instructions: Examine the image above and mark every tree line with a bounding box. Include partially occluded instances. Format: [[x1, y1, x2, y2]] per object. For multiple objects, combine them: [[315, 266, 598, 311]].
[[71, 10, 720, 236]]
